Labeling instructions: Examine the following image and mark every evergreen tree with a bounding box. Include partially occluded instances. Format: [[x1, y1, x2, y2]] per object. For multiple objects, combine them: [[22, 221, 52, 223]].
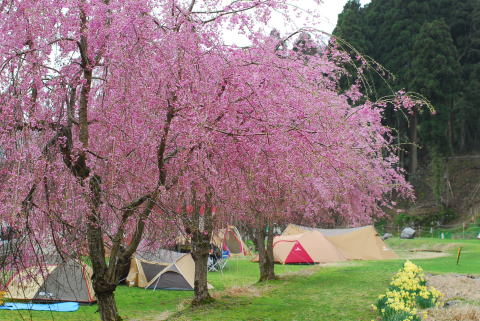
[[457, 1, 480, 150], [409, 19, 462, 156], [333, 0, 368, 53], [334, 0, 480, 174]]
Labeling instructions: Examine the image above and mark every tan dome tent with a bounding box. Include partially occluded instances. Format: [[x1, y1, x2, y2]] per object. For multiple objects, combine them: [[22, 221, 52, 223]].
[[283, 224, 398, 260], [126, 249, 212, 290], [4, 260, 95, 303], [212, 226, 251, 256], [252, 230, 346, 264]]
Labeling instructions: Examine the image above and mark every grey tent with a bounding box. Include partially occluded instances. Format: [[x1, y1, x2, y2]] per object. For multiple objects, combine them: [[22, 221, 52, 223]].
[[0, 239, 18, 266], [0, 227, 23, 268], [5, 260, 96, 303], [126, 249, 212, 290]]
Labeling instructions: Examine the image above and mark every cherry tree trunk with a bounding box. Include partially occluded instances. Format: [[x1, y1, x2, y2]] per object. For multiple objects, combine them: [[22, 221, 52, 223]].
[[96, 291, 121, 321], [87, 225, 122, 321], [189, 195, 215, 306], [191, 237, 212, 305], [256, 223, 276, 282], [88, 226, 122, 321], [246, 226, 259, 252], [190, 228, 213, 305], [86, 175, 122, 321]]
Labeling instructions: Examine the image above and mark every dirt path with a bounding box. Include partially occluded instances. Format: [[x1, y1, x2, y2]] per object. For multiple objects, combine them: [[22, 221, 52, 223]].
[[424, 274, 480, 321], [395, 250, 451, 259]]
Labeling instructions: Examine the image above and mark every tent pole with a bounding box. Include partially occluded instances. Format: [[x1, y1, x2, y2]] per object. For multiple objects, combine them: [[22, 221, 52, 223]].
[[152, 272, 162, 291]]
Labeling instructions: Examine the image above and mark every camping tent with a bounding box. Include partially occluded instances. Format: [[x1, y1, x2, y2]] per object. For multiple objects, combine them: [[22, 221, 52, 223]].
[[0, 239, 19, 266], [177, 225, 250, 256], [4, 260, 96, 303], [253, 230, 346, 264], [212, 226, 250, 256], [282, 224, 398, 260], [126, 249, 212, 290]]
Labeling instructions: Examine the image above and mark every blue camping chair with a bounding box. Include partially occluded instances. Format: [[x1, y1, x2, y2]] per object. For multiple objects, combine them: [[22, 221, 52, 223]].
[[208, 250, 230, 272]]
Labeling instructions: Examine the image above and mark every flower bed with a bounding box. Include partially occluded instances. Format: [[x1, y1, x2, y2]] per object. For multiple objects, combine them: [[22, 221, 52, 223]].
[[373, 261, 442, 321]]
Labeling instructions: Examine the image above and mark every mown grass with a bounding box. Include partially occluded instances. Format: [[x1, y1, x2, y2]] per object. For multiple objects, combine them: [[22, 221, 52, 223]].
[[171, 262, 393, 321], [0, 260, 305, 321], [0, 238, 478, 321], [170, 238, 480, 321], [387, 237, 480, 274]]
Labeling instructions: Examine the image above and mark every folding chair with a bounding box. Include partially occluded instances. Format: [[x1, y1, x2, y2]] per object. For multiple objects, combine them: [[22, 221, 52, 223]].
[[207, 250, 230, 272], [217, 250, 230, 271], [207, 255, 219, 272]]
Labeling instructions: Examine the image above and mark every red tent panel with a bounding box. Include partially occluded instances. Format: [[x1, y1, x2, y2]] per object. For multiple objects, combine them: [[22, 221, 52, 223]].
[[284, 241, 314, 264]]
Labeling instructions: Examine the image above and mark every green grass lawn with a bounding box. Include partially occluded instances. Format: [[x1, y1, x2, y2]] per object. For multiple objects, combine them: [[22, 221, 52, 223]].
[[170, 238, 480, 321], [0, 238, 478, 321]]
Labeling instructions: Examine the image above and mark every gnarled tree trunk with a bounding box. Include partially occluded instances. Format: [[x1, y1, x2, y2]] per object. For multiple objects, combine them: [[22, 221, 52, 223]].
[[86, 175, 122, 321], [191, 231, 212, 305], [185, 190, 215, 305], [256, 220, 275, 282], [96, 291, 121, 321], [245, 226, 259, 252]]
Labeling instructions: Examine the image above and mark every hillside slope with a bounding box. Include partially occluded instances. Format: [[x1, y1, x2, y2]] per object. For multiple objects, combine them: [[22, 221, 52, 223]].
[[401, 154, 480, 232]]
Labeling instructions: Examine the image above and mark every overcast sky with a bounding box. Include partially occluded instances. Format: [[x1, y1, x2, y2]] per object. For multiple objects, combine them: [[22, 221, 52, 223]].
[[224, 0, 371, 46]]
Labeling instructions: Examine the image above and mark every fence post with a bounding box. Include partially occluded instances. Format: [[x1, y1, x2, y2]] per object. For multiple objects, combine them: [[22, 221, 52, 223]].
[[456, 247, 462, 265]]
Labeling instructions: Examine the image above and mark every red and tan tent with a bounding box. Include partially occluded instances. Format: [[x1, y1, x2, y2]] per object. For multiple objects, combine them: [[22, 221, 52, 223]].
[[283, 224, 398, 260], [253, 230, 346, 264]]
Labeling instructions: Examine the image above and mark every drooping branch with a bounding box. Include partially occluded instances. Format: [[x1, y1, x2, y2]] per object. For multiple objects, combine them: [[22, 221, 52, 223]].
[[199, 2, 266, 24]]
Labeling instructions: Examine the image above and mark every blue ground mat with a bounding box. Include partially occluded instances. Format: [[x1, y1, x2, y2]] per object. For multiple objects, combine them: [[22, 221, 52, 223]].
[[0, 302, 79, 312]]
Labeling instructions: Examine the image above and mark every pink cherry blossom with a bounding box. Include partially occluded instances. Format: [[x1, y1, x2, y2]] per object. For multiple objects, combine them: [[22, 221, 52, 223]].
[[0, 1, 413, 319]]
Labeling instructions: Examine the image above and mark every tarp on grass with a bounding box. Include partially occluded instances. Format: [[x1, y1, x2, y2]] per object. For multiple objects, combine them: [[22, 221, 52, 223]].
[[0, 302, 79, 312]]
